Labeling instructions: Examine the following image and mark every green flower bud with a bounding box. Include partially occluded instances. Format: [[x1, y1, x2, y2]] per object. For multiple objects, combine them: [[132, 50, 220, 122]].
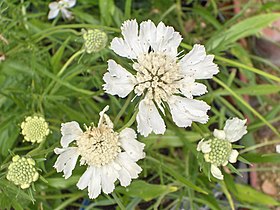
[[21, 116, 50, 143], [82, 29, 107, 53], [204, 138, 232, 166], [6, 155, 39, 189]]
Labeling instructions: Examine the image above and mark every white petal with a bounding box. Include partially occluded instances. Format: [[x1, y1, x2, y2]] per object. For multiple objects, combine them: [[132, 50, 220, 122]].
[[64, 0, 76, 8], [103, 60, 136, 98], [49, 2, 59, 10], [117, 165, 132, 187], [228, 150, 239, 163], [48, 8, 59, 19], [100, 163, 118, 194], [54, 147, 79, 179], [153, 22, 182, 57], [224, 118, 247, 142], [179, 76, 207, 98], [139, 20, 156, 50], [97, 105, 114, 129], [116, 153, 142, 179], [119, 128, 145, 161], [276, 145, 280, 153], [77, 167, 93, 190], [136, 99, 166, 137], [201, 142, 211, 153], [111, 20, 147, 59], [61, 8, 73, 20], [197, 139, 204, 151], [211, 164, 223, 180], [222, 160, 228, 166], [180, 44, 219, 79], [60, 121, 83, 147], [88, 166, 102, 199], [213, 129, 226, 140], [168, 95, 210, 128]]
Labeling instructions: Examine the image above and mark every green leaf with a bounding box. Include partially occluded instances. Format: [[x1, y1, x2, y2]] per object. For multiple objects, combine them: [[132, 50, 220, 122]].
[[213, 85, 280, 96], [206, 13, 280, 51], [242, 153, 280, 163], [46, 176, 80, 189], [147, 156, 208, 194], [51, 37, 70, 73], [232, 184, 280, 206], [118, 181, 177, 201], [99, 0, 115, 26]]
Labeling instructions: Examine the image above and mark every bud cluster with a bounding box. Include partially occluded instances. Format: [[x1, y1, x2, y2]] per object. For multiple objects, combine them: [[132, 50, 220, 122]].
[[6, 155, 39, 189]]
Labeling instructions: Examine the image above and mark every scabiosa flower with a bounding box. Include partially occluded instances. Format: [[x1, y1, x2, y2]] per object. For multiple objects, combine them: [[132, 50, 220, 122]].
[[21, 116, 50, 143], [54, 106, 145, 199], [197, 118, 247, 180], [6, 155, 39, 189], [82, 29, 108, 53], [103, 19, 219, 137], [48, 0, 76, 20]]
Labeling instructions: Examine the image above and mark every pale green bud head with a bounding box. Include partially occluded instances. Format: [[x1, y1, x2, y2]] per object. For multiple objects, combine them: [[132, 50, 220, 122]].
[[205, 138, 232, 166], [6, 155, 39, 189], [82, 29, 107, 53], [21, 116, 50, 143]]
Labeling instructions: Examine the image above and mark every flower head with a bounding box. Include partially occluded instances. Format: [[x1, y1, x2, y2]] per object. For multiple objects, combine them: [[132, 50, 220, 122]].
[[54, 106, 145, 199], [48, 0, 76, 20], [82, 29, 108, 53], [7, 155, 39, 189], [21, 116, 50, 143], [103, 19, 219, 137], [197, 118, 247, 180]]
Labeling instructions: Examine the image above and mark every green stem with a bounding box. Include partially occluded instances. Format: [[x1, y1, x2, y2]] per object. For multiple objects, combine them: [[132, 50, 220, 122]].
[[124, 0, 132, 19], [112, 192, 126, 210], [117, 109, 138, 132], [240, 139, 280, 154], [27, 139, 46, 156], [221, 181, 235, 210], [113, 93, 133, 126], [43, 49, 84, 96]]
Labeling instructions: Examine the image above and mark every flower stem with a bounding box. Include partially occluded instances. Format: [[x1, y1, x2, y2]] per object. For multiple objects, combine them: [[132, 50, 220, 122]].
[[113, 93, 133, 126], [221, 181, 235, 210], [240, 139, 280, 154], [43, 49, 84, 96]]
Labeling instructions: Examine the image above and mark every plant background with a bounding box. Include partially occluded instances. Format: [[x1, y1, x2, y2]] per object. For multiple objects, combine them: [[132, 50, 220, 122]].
[[0, 0, 280, 209]]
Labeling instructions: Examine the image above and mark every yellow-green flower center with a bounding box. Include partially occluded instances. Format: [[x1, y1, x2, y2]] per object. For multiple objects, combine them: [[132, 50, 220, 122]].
[[6, 156, 39, 189], [21, 116, 50, 143], [206, 138, 232, 166], [83, 29, 107, 53]]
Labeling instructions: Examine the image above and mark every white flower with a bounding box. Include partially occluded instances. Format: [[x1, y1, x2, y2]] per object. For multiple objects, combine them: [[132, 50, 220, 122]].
[[103, 19, 219, 137], [276, 145, 280, 153], [53, 106, 145, 199], [197, 118, 247, 180], [48, 0, 76, 20]]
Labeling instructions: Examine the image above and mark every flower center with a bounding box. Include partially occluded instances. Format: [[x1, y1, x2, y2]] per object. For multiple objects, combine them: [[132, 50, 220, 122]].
[[7, 156, 39, 189], [207, 138, 232, 166], [83, 29, 107, 53], [133, 52, 182, 104], [76, 126, 121, 167], [21, 116, 50, 143]]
